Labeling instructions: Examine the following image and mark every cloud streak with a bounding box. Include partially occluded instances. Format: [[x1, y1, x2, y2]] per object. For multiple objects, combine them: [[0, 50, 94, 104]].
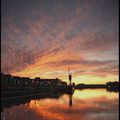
[[1, 0, 119, 83]]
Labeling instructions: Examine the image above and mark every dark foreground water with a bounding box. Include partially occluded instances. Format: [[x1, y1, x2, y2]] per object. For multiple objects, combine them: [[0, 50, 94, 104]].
[[1, 89, 119, 120]]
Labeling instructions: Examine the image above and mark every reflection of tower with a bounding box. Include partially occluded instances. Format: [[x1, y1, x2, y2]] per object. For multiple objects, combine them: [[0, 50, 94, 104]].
[[68, 67, 72, 85], [69, 94, 73, 111]]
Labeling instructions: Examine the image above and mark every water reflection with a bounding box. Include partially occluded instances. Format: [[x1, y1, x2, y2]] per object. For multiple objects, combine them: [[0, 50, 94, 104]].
[[69, 94, 73, 111], [1, 89, 119, 120]]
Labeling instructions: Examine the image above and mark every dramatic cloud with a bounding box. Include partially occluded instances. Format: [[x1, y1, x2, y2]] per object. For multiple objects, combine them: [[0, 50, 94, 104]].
[[1, 0, 119, 83]]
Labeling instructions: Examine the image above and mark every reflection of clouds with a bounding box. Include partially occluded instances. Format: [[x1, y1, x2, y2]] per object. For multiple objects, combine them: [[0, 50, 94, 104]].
[[73, 89, 118, 100], [28, 93, 118, 120], [1, 90, 119, 120]]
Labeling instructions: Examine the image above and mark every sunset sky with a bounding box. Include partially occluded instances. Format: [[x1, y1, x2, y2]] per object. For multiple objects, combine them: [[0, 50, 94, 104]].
[[1, 0, 119, 84]]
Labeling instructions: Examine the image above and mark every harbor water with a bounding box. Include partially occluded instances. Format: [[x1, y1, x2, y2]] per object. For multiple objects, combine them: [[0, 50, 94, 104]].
[[1, 89, 119, 120]]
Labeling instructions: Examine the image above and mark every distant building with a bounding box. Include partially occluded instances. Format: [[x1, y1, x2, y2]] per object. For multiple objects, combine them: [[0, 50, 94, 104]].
[[106, 81, 119, 91], [1, 73, 67, 91]]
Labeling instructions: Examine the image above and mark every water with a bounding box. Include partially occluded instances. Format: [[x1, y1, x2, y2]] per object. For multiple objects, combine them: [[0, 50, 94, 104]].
[[1, 89, 119, 120]]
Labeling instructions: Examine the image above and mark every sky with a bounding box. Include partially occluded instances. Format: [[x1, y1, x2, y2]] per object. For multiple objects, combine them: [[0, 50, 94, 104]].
[[1, 0, 119, 84]]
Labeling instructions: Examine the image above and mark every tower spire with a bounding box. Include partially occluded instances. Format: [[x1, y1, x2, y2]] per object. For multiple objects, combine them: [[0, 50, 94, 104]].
[[68, 67, 72, 85]]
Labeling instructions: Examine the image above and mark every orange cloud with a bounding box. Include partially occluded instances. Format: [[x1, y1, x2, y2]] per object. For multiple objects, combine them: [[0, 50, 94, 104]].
[[1, 0, 118, 84]]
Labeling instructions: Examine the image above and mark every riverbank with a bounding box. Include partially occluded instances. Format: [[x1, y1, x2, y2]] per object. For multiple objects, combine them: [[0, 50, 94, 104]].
[[1, 87, 69, 101], [1, 90, 66, 112]]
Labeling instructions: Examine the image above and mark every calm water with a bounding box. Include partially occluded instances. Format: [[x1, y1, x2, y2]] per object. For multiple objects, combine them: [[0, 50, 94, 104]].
[[1, 89, 119, 120]]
